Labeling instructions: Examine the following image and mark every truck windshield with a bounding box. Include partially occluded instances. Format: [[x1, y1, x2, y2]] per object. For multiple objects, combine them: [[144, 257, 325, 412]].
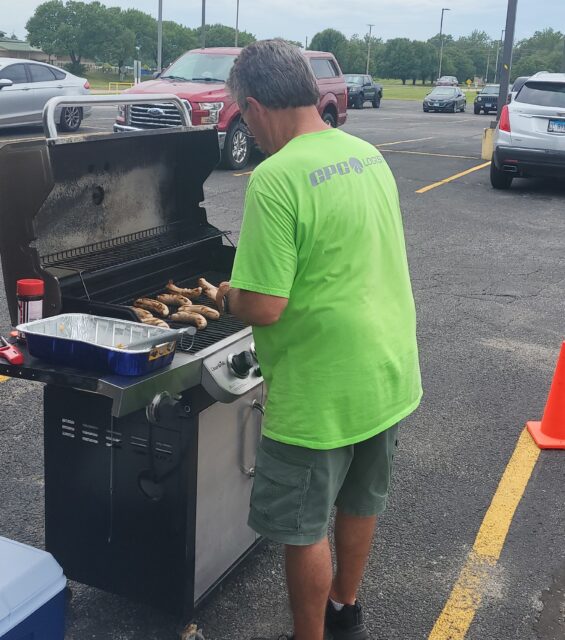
[[345, 75, 364, 85], [162, 52, 236, 83]]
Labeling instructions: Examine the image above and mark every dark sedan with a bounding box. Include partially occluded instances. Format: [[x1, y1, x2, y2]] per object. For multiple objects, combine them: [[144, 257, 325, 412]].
[[474, 84, 499, 114], [423, 87, 466, 113]]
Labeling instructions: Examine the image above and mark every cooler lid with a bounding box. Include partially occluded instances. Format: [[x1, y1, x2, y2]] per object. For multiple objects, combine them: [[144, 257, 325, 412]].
[[0, 537, 66, 635]]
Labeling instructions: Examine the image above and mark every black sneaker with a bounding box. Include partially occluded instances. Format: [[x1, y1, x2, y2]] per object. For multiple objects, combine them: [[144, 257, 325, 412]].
[[325, 600, 369, 640]]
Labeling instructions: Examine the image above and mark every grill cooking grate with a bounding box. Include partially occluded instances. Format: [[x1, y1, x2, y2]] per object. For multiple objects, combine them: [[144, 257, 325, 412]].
[[116, 271, 248, 355]]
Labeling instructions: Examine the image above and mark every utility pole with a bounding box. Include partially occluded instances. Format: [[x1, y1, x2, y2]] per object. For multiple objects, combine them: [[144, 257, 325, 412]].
[[366, 24, 375, 75], [157, 0, 163, 72], [201, 0, 206, 49], [305, 36, 308, 49], [438, 8, 450, 81], [494, 28, 505, 83], [235, 0, 240, 47], [497, 0, 518, 121], [562, 34, 565, 72], [485, 50, 491, 83]]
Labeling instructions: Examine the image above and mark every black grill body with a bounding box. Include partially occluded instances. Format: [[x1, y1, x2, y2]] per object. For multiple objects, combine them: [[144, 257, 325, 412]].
[[0, 125, 264, 623]]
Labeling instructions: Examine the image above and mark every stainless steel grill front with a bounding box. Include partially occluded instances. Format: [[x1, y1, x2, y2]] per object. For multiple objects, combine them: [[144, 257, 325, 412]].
[[129, 101, 192, 129]]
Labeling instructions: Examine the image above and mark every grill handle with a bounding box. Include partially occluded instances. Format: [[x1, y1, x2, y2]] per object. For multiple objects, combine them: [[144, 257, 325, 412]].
[[42, 93, 193, 140], [241, 400, 265, 478]]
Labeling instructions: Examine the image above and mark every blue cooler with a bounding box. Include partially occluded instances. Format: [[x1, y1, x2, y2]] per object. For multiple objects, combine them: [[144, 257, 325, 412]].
[[0, 537, 66, 639]]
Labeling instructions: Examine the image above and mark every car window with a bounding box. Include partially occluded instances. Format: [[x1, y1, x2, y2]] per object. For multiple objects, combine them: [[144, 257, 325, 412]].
[[430, 87, 456, 96], [310, 58, 337, 79], [0, 63, 27, 84], [162, 52, 236, 82], [516, 82, 565, 108], [29, 64, 57, 82], [52, 68, 66, 80], [481, 86, 499, 95], [345, 74, 364, 84], [364, 76, 371, 85]]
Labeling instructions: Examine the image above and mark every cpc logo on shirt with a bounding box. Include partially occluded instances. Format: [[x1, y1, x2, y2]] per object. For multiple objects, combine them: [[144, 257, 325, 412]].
[[309, 157, 364, 187]]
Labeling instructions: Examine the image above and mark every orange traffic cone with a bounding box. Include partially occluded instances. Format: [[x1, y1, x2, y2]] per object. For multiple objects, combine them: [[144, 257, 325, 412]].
[[527, 341, 565, 449]]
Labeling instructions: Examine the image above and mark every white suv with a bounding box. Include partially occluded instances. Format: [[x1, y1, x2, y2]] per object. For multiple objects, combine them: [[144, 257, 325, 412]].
[[491, 72, 565, 189]]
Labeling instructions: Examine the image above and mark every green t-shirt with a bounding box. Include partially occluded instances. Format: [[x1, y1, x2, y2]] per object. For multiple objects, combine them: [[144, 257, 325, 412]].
[[230, 127, 422, 450]]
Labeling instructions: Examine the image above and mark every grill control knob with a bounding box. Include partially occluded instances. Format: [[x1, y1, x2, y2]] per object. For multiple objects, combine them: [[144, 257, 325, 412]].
[[227, 351, 254, 378], [250, 342, 258, 361]]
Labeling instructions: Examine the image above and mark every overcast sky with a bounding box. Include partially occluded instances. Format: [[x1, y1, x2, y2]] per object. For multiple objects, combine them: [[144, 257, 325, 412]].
[[3, 0, 564, 45]]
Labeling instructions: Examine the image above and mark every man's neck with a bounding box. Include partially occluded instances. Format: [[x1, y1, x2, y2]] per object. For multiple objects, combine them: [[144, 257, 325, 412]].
[[268, 106, 329, 154]]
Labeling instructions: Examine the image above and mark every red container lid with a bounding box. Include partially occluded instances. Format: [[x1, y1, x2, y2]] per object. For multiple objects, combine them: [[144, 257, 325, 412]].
[[16, 279, 44, 297]]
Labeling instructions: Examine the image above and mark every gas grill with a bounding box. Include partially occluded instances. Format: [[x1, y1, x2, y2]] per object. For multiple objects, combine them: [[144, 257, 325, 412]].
[[0, 95, 264, 620]]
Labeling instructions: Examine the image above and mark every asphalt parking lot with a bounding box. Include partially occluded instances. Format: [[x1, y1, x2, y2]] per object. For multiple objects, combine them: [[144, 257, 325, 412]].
[[1, 101, 564, 640]]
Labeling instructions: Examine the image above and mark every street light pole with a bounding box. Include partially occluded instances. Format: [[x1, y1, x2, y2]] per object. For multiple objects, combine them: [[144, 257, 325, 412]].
[[485, 50, 491, 83], [201, 0, 206, 49], [366, 24, 375, 75], [235, 0, 240, 47], [438, 8, 450, 81], [157, 0, 163, 72], [494, 28, 505, 83], [497, 0, 518, 121]]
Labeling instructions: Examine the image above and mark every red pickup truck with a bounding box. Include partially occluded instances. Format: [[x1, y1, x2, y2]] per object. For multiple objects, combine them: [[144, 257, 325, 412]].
[[114, 47, 347, 170]]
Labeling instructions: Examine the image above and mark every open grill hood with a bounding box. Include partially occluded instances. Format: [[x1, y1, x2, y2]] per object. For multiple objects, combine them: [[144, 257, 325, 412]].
[[0, 126, 221, 327]]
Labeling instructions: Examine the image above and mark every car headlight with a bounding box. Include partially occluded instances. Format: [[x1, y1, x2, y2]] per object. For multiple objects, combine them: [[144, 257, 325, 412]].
[[199, 102, 224, 124], [477, 97, 482, 102], [349, 87, 359, 93]]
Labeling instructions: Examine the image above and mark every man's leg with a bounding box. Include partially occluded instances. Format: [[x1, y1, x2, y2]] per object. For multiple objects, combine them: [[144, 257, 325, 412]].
[[329, 511, 377, 605], [286, 537, 333, 640]]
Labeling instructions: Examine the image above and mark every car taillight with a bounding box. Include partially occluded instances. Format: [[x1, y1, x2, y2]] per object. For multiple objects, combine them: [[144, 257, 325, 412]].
[[499, 105, 511, 132], [83, 81, 90, 90]]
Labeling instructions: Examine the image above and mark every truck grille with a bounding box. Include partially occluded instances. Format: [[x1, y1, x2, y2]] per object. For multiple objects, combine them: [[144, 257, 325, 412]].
[[129, 102, 191, 129]]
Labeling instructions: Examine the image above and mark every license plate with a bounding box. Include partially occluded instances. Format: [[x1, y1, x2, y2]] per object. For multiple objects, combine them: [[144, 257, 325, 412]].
[[548, 119, 565, 133], [434, 102, 440, 106], [485, 103, 492, 108]]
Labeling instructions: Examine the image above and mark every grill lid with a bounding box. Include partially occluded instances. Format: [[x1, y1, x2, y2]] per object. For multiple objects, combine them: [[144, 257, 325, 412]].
[[0, 126, 221, 326]]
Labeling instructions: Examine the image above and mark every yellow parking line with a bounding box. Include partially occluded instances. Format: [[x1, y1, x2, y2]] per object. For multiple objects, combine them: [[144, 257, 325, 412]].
[[377, 136, 434, 147], [416, 161, 491, 194], [428, 428, 540, 640], [0, 375, 9, 383], [233, 170, 254, 177], [381, 149, 479, 160]]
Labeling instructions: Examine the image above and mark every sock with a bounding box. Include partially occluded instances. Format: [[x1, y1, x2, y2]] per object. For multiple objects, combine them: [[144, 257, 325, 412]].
[[330, 598, 345, 611]]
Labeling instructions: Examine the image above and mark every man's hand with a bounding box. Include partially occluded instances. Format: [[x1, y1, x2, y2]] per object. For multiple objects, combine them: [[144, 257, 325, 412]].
[[216, 281, 231, 312]]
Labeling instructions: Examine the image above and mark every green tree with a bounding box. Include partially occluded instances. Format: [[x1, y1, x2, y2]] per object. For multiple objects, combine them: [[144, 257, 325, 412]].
[[105, 7, 136, 78], [382, 38, 416, 84], [120, 8, 158, 67], [411, 41, 436, 84], [309, 28, 348, 69], [161, 21, 197, 67], [26, 0, 115, 73], [513, 28, 564, 78], [195, 23, 255, 49]]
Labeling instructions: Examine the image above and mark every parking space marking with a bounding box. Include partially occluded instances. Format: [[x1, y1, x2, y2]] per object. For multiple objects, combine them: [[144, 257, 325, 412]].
[[377, 136, 434, 147], [416, 161, 491, 194], [0, 135, 44, 144], [233, 170, 254, 177], [381, 149, 479, 160], [428, 428, 540, 640], [0, 376, 9, 384]]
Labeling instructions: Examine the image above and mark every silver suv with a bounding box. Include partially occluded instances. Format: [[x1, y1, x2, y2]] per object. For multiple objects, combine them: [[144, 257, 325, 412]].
[[491, 72, 565, 189]]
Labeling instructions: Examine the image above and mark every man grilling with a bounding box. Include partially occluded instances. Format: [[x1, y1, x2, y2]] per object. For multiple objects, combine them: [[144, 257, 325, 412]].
[[217, 39, 422, 640]]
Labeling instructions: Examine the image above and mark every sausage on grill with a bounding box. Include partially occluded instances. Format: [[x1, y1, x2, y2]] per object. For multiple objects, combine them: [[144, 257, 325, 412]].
[[170, 311, 208, 330], [141, 317, 170, 328], [166, 280, 202, 299], [134, 298, 169, 318], [198, 277, 219, 304], [130, 307, 154, 321], [156, 293, 191, 307], [180, 304, 220, 320]]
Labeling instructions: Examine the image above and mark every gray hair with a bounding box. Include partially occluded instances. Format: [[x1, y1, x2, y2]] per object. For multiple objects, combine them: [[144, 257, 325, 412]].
[[226, 39, 319, 110]]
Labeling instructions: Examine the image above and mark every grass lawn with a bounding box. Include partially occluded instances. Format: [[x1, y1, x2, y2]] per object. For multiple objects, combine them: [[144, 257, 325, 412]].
[[377, 79, 480, 101], [85, 70, 151, 91]]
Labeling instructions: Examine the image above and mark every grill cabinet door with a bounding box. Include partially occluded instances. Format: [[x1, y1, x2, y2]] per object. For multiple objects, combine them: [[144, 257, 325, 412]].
[[194, 384, 263, 602]]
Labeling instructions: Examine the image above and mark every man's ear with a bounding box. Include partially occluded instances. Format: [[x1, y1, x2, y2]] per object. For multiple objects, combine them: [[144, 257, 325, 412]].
[[246, 97, 262, 115]]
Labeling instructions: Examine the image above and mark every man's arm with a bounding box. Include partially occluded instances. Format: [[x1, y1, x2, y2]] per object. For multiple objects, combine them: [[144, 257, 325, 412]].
[[216, 282, 288, 326]]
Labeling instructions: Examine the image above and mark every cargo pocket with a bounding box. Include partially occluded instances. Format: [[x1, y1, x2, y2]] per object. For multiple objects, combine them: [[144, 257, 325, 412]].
[[250, 444, 312, 533]]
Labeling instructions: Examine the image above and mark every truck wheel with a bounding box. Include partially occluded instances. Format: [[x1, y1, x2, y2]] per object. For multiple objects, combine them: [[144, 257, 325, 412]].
[[322, 111, 337, 127], [490, 159, 514, 190], [354, 95, 363, 109], [474, 105, 481, 115], [221, 121, 251, 170], [372, 94, 381, 108], [59, 106, 82, 132]]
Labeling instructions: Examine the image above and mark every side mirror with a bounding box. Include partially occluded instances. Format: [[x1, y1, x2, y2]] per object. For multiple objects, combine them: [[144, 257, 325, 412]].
[[0, 78, 13, 89], [152, 71, 161, 79]]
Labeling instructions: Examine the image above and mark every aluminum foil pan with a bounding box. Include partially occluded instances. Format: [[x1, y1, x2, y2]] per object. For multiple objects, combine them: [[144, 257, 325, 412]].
[[17, 314, 192, 376]]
